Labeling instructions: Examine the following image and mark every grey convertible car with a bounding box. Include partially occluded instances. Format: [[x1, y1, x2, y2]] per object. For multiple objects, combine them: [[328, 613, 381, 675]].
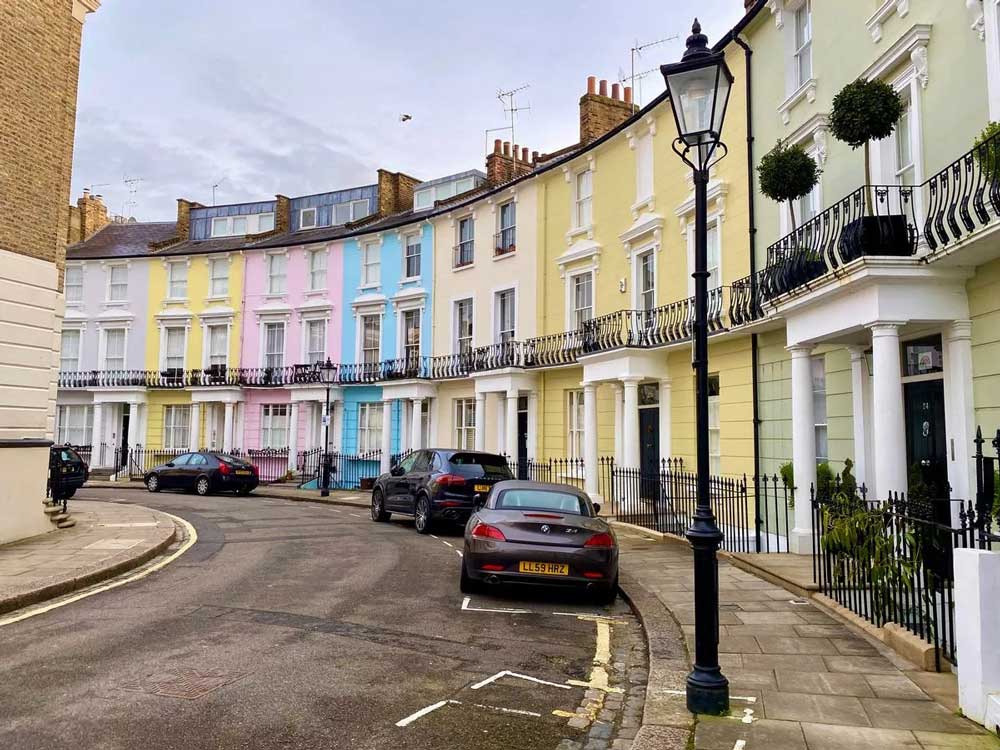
[[460, 481, 618, 604]]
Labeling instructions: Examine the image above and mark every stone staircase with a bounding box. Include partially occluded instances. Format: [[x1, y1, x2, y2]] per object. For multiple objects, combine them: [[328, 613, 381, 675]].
[[43, 501, 76, 529]]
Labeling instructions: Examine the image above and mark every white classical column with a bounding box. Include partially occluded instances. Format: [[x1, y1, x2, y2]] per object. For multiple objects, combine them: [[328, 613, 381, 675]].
[[332, 398, 343, 452], [474, 393, 487, 451], [400, 400, 411, 453], [789, 344, 817, 554], [223, 402, 235, 452], [92, 401, 105, 462], [622, 377, 641, 470], [287, 401, 300, 471], [870, 323, 907, 500], [945, 320, 976, 526], [127, 400, 141, 451], [526, 391, 539, 460], [583, 382, 600, 498], [380, 399, 393, 473], [612, 384, 624, 466], [496, 393, 507, 456], [659, 378, 673, 465], [847, 346, 870, 488], [411, 398, 424, 451], [505, 389, 519, 461], [189, 402, 201, 452]]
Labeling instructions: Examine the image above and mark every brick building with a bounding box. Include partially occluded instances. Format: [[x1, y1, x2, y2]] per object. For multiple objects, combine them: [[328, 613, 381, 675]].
[[0, 0, 100, 543]]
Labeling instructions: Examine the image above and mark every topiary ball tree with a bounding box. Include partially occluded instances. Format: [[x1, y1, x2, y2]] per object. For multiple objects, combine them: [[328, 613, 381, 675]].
[[829, 79, 903, 214], [973, 121, 1000, 181], [758, 140, 820, 232]]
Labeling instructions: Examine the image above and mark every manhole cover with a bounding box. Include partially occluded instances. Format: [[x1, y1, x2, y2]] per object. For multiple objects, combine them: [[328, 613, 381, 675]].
[[119, 667, 250, 699]]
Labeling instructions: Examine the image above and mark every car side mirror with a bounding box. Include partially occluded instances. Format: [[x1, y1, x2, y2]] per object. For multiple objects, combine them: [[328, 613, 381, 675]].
[[390, 465, 404, 476], [474, 493, 486, 509], [166, 462, 174, 468], [593, 503, 601, 516]]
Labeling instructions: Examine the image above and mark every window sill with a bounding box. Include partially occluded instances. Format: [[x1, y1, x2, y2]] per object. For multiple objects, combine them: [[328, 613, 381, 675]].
[[778, 78, 817, 125], [263, 293, 287, 301], [565, 224, 594, 242], [492, 250, 516, 262], [401, 276, 422, 284], [358, 283, 380, 292], [104, 299, 128, 306], [631, 195, 655, 215], [204, 295, 230, 304], [163, 297, 189, 305], [452, 263, 475, 272], [304, 288, 328, 295]]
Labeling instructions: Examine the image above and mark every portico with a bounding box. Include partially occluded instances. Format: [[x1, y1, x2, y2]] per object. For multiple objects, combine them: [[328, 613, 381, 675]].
[[378, 380, 436, 473]]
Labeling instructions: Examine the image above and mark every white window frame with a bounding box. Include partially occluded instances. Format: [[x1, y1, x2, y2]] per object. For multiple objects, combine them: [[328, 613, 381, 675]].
[[493, 287, 516, 343], [399, 308, 421, 363], [161, 325, 187, 371], [359, 313, 382, 365], [357, 402, 383, 453], [569, 271, 594, 329], [262, 321, 286, 370], [635, 131, 654, 204], [567, 390, 585, 460], [308, 248, 327, 291], [686, 216, 723, 295], [65, 264, 84, 304], [299, 207, 318, 230], [205, 323, 229, 369], [793, 1, 812, 90], [261, 404, 290, 449], [106, 264, 128, 302], [403, 232, 422, 280], [453, 297, 474, 354], [633, 247, 656, 312], [266, 252, 287, 296], [708, 374, 721, 475], [361, 241, 381, 287], [56, 404, 93, 446], [454, 398, 477, 450], [870, 67, 926, 226], [208, 257, 229, 298], [60, 328, 82, 371], [166, 261, 188, 300], [100, 327, 127, 370], [163, 405, 191, 451], [497, 201, 516, 253], [574, 169, 593, 229], [350, 199, 369, 221], [455, 216, 475, 268], [812, 355, 828, 464], [304, 317, 327, 365]]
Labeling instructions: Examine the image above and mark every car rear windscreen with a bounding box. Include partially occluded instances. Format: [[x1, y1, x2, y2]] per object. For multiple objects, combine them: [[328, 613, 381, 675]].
[[448, 453, 512, 478], [497, 489, 587, 515], [215, 454, 248, 466]]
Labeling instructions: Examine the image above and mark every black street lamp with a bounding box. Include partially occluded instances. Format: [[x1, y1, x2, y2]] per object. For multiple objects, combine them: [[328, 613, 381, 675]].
[[320, 357, 337, 497], [660, 19, 733, 717]]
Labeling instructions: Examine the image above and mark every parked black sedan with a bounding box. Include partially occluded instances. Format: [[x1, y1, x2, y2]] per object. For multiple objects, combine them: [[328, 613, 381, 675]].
[[48, 445, 89, 501], [460, 481, 618, 604], [370, 449, 513, 533], [144, 451, 258, 496]]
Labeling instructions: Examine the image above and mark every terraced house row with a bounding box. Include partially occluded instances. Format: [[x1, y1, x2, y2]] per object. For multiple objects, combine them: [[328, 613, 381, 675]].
[[59, 1, 1000, 551]]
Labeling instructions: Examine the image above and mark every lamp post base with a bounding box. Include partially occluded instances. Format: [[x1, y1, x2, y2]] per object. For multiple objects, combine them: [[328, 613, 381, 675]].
[[686, 669, 730, 715]]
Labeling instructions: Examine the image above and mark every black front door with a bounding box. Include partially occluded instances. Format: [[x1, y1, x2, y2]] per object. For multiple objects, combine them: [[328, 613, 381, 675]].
[[119, 406, 130, 471], [904, 380, 948, 505], [517, 403, 528, 480], [639, 407, 659, 500]]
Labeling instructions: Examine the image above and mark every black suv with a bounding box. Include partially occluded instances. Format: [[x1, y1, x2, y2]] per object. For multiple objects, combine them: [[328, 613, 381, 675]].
[[370, 450, 513, 533], [49, 445, 89, 501]]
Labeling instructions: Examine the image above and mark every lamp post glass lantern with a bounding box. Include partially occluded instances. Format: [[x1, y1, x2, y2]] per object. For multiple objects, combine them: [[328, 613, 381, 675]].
[[320, 358, 337, 497], [660, 18, 732, 717]]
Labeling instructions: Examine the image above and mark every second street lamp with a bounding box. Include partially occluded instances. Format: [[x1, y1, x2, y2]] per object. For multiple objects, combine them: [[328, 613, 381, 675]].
[[660, 18, 733, 717], [320, 357, 337, 497]]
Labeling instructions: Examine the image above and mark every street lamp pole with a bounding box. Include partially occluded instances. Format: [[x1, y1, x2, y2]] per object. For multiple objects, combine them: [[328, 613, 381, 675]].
[[320, 358, 335, 497], [660, 19, 733, 716]]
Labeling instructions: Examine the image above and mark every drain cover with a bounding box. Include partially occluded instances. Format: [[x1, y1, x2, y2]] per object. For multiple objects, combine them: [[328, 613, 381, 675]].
[[119, 667, 250, 699]]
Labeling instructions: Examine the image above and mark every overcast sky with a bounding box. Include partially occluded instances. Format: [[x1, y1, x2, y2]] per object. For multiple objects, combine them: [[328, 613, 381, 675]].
[[70, 0, 745, 222]]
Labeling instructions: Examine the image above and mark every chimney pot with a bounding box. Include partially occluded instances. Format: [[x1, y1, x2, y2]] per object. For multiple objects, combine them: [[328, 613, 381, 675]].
[[493, 138, 502, 154], [513, 144, 519, 161], [521, 147, 529, 162], [532, 150, 539, 163], [612, 83, 621, 100], [502, 141, 511, 157], [587, 76, 597, 95], [82, 188, 90, 196], [624, 86, 633, 105], [599, 79, 608, 97]]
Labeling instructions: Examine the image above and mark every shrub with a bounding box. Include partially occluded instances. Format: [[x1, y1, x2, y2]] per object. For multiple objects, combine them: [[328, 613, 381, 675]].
[[973, 122, 1000, 180], [758, 140, 820, 231]]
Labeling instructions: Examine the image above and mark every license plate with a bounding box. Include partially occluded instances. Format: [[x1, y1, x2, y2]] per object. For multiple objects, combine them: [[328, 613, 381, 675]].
[[474, 484, 490, 492], [518, 561, 569, 576], [235, 470, 251, 476]]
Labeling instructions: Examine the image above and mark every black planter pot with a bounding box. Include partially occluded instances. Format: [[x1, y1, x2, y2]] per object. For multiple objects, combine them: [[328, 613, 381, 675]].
[[838, 215, 915, 263]]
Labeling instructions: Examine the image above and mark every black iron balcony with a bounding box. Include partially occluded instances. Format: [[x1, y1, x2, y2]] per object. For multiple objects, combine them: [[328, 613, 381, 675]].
[[472, 340, 525, 371], [381, 356, 430, 380], [428, 352, 473, 379], [58, 369, 151, 388], [453, 240, 475, 268], [523, 330, 584, 368], [494, 228, 516, 257]]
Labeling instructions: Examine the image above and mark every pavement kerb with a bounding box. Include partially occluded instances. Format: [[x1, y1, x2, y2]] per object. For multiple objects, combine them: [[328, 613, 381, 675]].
[[83, 480, 371, 510], [0, 505, 178, 617]]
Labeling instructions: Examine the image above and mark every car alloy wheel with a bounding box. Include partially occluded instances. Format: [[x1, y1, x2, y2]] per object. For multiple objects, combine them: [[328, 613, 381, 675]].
[[146, 475, 159, 493], [371, 490, 389, 522], [196, 477, 210, 496], [414, 496, 432, 534]]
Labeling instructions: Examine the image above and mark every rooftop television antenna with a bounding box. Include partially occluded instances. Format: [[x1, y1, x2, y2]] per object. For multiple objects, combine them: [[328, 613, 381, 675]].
[[211, 177, 226, 206], [629, 34, 679, 105], [497, 84, 531, 152], [122, 175, 143, 218]]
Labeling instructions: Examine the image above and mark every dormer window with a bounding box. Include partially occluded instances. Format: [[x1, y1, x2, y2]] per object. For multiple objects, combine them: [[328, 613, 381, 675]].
[[334, 199, 370, 225], [210, 213, 274, 237], [300, 207, 318, 230]]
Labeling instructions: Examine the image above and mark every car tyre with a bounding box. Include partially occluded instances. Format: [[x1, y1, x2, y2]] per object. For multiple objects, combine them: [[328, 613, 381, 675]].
[[195, 476, 211, 496], [414, 495, 433, 534], [593, 575, 618, 606], [146, 474, 160, 493], [459, 561, 481, 595], [371, 489, 390, 522], [236, 487, 252, 496]]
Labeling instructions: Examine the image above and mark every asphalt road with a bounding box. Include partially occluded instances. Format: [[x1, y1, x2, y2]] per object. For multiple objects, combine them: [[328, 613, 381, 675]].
[[0, 487, 632, 750]]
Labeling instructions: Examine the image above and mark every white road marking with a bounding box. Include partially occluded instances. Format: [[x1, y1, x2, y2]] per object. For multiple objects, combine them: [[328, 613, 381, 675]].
[[733, 741, 747, 750], [741, 708, 755, 724], [461, 597, 529, 615], [659, 689, 757, 703], [470, 670, 572, 691], [0, 511, 197, 628], [471, 703, 541, 718], [430, 534, 439, 539], [396, 700, 450, 727], [442, 541, 454, 548], [456, 550, 463, 557], [348, 513, 363, 518]]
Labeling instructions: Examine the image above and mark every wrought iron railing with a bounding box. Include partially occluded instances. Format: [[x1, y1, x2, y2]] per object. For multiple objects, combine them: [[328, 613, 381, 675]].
[[494, 228, 516, 256], [453, 240, 474, 268]]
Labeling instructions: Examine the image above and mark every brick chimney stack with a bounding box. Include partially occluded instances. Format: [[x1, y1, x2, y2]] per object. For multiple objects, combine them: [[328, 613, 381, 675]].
[[68, 188, 110, 244], [486, 138, 535, 186], [377, 169, 423, 215], [579, 75, 637, 145]]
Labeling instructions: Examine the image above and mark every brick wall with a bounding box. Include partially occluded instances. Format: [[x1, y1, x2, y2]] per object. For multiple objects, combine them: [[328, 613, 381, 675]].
[[0, 0, 97, 285], [485, 140, 535, 186], [377, 170, 422, 216], [66, 189, 110, 244], [579, 77, 635, 145]]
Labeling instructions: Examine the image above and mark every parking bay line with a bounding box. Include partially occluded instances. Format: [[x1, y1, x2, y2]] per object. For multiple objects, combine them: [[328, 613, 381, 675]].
[[396, 699, 541, 728], [460, 596, 529, 615], [470, 670, 572, 691]]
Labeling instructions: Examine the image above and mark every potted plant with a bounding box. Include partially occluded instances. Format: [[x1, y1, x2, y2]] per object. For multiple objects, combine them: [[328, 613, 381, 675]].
[[829, 79, 911, 260], [973, 121, 1000, 182]]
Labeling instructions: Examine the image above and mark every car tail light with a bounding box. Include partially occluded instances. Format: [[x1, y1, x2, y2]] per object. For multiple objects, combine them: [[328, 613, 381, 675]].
[[481, 563, 505, 572], [435, 474, 467, 488], [583, 571, 604, 579], [524, 513, 564, 519], [251, 465, 259, 475], [471, 523, 506, 541], [218, 462, 231, 475], [584, 532, 615, 549], [439, 500, 463, 508]]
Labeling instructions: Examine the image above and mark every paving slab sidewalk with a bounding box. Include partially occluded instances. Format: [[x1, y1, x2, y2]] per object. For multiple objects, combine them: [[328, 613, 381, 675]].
[[616, 526, 1000, 750], [0, 500, 177, 616]]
